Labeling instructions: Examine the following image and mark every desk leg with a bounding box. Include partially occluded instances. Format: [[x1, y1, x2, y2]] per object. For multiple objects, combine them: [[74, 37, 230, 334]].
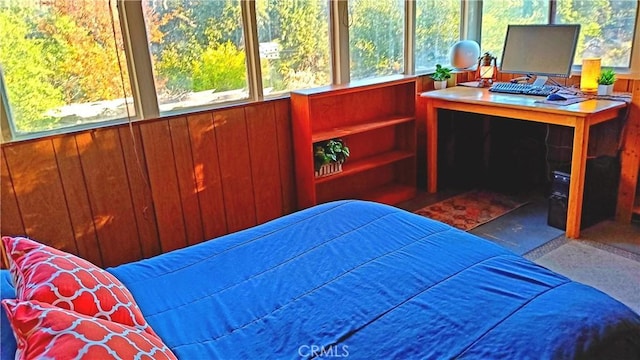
[[426, 100, 438, 193], [566, 118, 590, 239]]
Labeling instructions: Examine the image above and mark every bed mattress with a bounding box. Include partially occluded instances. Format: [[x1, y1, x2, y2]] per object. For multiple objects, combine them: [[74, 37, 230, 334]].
[[105, 200, 640, 359]]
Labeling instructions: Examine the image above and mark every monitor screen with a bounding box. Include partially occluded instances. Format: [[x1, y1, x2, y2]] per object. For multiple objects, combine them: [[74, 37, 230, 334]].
[[499, 24, 580, 78]]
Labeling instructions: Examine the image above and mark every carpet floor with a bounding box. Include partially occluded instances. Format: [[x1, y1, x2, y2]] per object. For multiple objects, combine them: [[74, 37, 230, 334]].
[[525, 237, 640, 314]]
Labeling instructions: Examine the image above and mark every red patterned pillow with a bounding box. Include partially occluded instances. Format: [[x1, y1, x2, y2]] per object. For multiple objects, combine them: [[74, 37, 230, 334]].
[[1, 236, 151, 333], [2, 299, 177, 360]]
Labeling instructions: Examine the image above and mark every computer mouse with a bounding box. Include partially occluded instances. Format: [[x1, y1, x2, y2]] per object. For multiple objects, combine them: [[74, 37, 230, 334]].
[[546, 93, 567, 101]]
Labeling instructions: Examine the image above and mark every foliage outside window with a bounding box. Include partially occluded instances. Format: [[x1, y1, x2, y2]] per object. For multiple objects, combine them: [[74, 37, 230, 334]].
[[480, 1, 548, 61], [481, 0, 638, 68], [415, 0, 460, 73], [0, 0, 133, 135], [142, 0, 249, 113], [555, 0, 637, 67], [349, 0, 405, 81], [1, 0, 639, 140], [256, 0, 331, 94]]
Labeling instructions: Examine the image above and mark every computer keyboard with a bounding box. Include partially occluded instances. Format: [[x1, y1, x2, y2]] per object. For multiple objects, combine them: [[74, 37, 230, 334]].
[[489, 82, 556, 96]]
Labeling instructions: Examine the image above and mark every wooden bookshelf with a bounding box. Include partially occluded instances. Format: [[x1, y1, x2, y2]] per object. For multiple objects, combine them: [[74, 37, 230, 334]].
[[291, 75, 417, 208]]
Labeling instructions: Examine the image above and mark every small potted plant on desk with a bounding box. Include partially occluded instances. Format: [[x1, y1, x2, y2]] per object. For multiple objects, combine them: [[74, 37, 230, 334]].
[[314, 139, 350, 178], [597, 68, 616, 95], [431, 64, 452, 90]]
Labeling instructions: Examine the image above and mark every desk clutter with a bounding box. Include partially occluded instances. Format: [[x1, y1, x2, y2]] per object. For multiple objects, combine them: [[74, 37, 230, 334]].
[[455, 81, 630, 107]]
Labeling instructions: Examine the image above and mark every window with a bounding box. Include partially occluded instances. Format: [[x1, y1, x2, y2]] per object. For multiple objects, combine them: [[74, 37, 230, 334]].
[[481, 0, 639, 68], [481, 1, 548, 61], [141, 0, 248, 113], [256, 0, 331, 94], [349, 0, 405, 81], [555, 0, 638, 67], [415, 0, 460, 73], [1, 0, 639, 141], [0, 0, 133, 135]]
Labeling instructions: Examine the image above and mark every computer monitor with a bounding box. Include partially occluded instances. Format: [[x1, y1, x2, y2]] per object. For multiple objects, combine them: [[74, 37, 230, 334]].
[[499, 24, 580, 87]]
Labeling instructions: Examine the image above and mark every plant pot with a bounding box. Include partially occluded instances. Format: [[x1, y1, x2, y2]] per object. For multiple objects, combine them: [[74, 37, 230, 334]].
[[597, 84, 613, 96], [315, 162, 343, 178], [434, 80, 447, 90]]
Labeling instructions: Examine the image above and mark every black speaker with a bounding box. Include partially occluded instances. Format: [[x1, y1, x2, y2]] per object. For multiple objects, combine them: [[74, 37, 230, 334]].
[[547, 156, 620, 230]]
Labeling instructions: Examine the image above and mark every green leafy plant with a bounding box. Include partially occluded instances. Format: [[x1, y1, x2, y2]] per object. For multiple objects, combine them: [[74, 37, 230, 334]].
[[597, 68, 616, 85], [431, 64, 452, 81], [314, 139, 350, 171]]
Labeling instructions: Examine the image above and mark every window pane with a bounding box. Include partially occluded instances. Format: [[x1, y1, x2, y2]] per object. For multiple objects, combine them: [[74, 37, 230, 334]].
[[142, 0, 248, 113], [349, 0, 405, 81], [256, 0, 331, 94], [481, 0, 548, 61], [555, 0, 638, 67], [0, 0, 133, 135], [415, 0, 460, 72]]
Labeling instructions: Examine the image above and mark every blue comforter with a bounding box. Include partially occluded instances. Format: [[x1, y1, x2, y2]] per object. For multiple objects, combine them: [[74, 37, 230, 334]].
[[2, 200, 639, 359], [108, 200, 640, 359]]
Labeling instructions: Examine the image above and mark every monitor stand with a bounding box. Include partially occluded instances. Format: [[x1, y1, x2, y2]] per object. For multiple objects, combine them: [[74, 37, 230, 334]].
[[531, 76, 548, 88]]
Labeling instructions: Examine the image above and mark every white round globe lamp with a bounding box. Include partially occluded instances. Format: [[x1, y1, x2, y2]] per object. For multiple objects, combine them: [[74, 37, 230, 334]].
[[448, 40, 480, 70]]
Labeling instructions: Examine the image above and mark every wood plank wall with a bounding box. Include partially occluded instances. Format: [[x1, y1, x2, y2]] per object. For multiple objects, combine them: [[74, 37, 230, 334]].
[[2, 74, 638, 267], [1, 98, 295, 267]]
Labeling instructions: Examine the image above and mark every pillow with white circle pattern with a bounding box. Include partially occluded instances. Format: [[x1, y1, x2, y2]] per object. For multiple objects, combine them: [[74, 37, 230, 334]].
[[2, 299, 177, 360], [1, 236, 152, 333]]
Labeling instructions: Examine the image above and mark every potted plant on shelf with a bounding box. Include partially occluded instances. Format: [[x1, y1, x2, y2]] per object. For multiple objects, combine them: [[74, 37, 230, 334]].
[[431, 64, 452, 90], [597, 68, 616, 95], [314, 138, 350, 177]]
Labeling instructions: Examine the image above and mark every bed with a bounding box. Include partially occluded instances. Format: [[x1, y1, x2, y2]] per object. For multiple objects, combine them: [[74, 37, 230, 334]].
[[2, 200, 639, 359]]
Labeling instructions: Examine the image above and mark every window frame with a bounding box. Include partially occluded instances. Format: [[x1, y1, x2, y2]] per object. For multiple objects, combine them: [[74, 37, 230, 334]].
[[1, 0, 639, 142]]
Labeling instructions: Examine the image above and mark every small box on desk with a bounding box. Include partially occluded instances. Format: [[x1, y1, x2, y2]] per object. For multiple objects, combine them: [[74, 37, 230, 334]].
[[547, 156, 620, 230]]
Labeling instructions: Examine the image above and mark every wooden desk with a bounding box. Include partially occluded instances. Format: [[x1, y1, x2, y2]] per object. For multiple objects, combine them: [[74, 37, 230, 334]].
[[421, 86, 627, 238]]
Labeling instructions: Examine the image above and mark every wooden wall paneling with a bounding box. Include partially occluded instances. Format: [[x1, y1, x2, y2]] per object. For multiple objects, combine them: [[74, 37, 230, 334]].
[[139, 121, 188, 253], [169, 117, 205, 246], [186, 113, 227, 239], [52, 137, 102, 266], [213, 107, 257, 233], [3, 140, 77, 254], [75, 129, 142, 266], [615, 78, 630, 92], [274, 99, 296, 214], [616, 79, 640, 222], [118, 126, 161, 258], [0, 149, 25, 236], [245, 102, 284, 223], [417, 75, 430, 90]]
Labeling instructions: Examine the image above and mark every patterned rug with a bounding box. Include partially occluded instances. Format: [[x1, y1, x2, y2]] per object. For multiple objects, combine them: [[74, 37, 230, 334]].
[[414, 190, 528, 231]]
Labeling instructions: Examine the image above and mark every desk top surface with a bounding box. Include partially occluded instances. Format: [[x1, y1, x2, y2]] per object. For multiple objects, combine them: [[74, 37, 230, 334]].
[[421, 86, 627, 116]]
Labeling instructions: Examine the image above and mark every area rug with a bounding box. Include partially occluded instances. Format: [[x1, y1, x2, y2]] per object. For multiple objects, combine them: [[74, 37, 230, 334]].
[[414, 190, 528, 231]]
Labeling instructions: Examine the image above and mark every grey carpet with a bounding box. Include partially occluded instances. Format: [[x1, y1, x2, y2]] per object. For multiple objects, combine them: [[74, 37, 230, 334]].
[[525, 237, 640, 314]]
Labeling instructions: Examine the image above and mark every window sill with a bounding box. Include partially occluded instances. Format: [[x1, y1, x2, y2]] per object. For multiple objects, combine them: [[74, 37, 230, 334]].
[[1, 95, 293, 145]]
